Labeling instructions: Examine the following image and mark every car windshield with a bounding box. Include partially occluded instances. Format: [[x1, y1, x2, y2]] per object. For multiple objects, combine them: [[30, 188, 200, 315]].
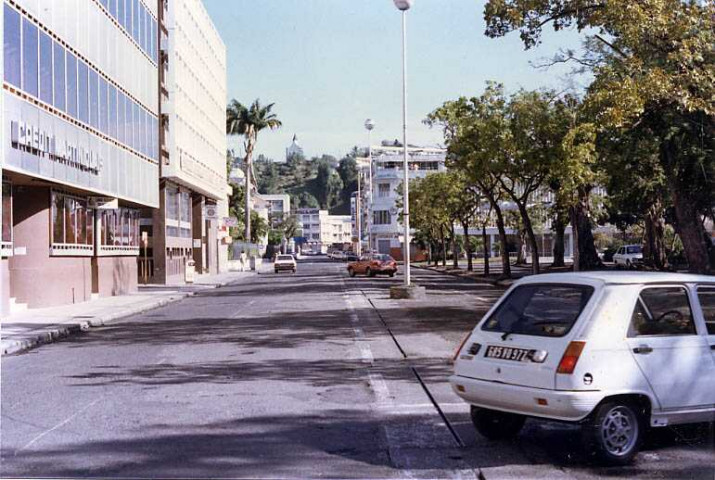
[[481, 284, 594, 337], [626, 246, 642, 254], [373, 254, 393, 262], [277, 255, 293, 261]]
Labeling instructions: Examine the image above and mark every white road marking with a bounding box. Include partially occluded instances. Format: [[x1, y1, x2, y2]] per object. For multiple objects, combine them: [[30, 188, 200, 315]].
[[15, 397, 103, 455], [367, 373, 393, 408]]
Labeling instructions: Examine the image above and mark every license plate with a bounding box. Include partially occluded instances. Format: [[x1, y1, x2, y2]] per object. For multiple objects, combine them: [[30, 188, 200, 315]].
[[485, 345, 531, 362]]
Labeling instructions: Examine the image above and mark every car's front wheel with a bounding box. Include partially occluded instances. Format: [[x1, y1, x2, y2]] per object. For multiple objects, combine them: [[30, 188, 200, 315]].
[[470, 406, 525, 440], [348, 268, 356, 277], [582, 401, 642, 465], [366, 267, 374, 277], [388, 271, 395, 277]]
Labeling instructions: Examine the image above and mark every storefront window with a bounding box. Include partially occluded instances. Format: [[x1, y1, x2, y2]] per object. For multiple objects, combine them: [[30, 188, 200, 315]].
[[99, 207, 140, 254], [4, 4, 21, 88], [39, 31, 53, 104], [22, 18, 38, 97], [53, 41, 66, 112], [51, 192, 93, 255]]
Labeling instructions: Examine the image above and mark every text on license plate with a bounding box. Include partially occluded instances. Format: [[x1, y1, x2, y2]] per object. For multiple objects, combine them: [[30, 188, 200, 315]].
[[485, 345, 531, 362]]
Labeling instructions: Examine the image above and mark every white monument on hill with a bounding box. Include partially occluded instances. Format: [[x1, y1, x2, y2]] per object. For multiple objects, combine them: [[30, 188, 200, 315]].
[[286, 134, 304, 161]]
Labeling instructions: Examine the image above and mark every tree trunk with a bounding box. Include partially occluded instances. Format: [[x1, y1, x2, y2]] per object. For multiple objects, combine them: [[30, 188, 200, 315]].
[[552, 211, 566, 268], [516, 203, 540, 275], [515, 229, 526, 265], [463, 221, 473, 271], [569, 186, 601, 271], [493, 205, 511, 278], [451, 223, 459, 269], [482, 223, 490, 277], [662, 136, 713, 274], [440, 226, 447, 267], [670, 184, 711, 273], [643, 200, 668, 270]]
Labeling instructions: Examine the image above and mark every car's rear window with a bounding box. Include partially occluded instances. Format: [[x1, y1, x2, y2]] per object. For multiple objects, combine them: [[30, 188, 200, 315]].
[[277, 255, 293, 261], [481, 284, 594, 337], [627, 246, 642, 254]]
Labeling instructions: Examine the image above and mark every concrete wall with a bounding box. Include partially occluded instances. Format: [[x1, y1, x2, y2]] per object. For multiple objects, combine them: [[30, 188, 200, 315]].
[[94, 256, 138, 297], [1, 259, 10, 316], [9, 187, 92, 308]]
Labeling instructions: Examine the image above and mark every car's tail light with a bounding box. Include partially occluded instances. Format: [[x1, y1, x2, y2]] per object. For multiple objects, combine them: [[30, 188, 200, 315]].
[[557, 341, 586, 374], [452, 332, 471, 362]]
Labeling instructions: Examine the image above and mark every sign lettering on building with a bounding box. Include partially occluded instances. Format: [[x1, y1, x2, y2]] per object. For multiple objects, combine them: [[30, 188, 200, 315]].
[[10, 121, 103, 175]]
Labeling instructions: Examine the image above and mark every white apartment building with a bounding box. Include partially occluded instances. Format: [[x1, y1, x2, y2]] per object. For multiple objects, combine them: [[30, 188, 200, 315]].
[[148, 0, 230, 283], [297, 208, 351, 253], [367, 146, 447, 256], [257, 193, 290, 228]]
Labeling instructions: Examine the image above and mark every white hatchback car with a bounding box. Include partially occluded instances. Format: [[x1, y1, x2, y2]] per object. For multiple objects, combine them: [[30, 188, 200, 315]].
[[274, 254, 297, 273], [613, 245, 644, 268], [451, 272, 714, 465]]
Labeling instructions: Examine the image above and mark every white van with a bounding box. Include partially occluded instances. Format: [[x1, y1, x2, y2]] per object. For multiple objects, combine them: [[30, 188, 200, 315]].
[[450, 272, 715, 465]]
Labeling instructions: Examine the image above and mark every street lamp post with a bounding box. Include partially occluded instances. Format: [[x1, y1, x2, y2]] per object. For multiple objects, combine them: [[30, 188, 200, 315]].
[[394, 0, 412, 287], [364, 118, 375, 253], [356, 167, 362, 256]]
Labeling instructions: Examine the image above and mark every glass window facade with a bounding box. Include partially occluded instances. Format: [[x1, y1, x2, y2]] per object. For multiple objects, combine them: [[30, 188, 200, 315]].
[[4, 2, 158, 162], [22, 18, 38, 96], [4, 4, 21, 88], [50, 191, 94, 253], [100, 209, 140, 247]]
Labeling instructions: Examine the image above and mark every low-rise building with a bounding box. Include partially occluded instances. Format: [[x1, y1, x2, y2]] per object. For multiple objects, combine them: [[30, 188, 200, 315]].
[[297, 208, 351, 253]]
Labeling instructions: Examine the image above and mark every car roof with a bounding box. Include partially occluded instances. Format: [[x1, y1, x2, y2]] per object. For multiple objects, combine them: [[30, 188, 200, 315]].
[[516, 271, 715, 286]]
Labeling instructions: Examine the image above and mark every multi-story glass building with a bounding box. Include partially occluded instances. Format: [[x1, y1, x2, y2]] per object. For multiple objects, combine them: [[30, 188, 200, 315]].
[[1, 0, 159, 314]]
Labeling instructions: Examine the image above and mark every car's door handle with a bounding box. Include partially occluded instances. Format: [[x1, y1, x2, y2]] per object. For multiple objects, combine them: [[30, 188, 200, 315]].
[[633, 345, 653, 354]]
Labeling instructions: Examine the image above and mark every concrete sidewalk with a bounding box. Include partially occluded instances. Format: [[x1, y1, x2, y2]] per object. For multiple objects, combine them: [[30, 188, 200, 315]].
[[1, 270, 255, 356]]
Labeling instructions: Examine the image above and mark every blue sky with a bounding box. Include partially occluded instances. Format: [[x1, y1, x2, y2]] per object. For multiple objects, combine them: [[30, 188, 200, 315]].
[[204, 0, 588, 162]]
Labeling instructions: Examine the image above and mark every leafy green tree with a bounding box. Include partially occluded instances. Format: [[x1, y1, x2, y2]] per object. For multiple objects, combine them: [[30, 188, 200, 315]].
[[226, 99, 282, 241], [314, 160, 344, 210], [483, 0, 714, 272]]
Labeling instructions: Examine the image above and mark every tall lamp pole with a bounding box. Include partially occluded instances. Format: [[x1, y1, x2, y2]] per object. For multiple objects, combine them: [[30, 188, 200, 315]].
[[364, 118, 375, 252], [394, 0, 412, 287], [356, 166, 362, 256]]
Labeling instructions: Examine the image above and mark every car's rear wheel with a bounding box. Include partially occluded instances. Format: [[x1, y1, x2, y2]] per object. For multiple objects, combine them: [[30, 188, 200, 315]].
[[388, 271, 395, 277], [348, 268, 355, 277], [366, 267, 374, 277], [626, 260, 632, 269], [470, 406, 525, 440], [582, 401, 642, 465]]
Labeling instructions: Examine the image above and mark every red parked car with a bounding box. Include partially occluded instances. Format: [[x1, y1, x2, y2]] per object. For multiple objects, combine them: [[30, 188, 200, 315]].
[[347, 254, 397, 277]]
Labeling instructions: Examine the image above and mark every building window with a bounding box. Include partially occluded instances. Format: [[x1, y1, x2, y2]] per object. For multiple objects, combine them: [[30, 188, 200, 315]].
[[99, 76, 108, 134], [124, 93, 133, 147], [22, 18, 38, 97], [118, 0, 126, 29], [66, 52, 78, 118], [374, 210, 391, 225], [77, 60, 89, 124], [98, 208, 140, 255], [4, 4, 21, 88], [2, 181, 12, 256], [378, 183, 390, 198], [117, 91, 125, 143], [50, 191, 93, 256], [108, 84, 117, 139], [53, 41, 66, 112], [39, 31, 53, 104], [89, 68, 99, 129]]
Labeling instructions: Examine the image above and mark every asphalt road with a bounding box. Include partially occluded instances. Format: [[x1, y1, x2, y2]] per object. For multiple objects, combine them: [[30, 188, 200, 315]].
[[1, 257, 713, 479]]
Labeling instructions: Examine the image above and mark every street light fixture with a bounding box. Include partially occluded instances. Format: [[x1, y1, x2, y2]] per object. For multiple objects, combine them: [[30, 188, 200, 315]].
[[394, 0, 411, 288], [364, 118, 375, 253]]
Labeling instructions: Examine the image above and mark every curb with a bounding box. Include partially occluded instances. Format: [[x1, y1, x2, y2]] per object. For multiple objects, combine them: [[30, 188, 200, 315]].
[[1, 292, 191, 357], [413, 264, 516, 287]]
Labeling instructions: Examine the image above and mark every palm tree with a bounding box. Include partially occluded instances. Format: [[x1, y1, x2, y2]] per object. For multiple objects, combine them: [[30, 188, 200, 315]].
[[226, 99, 282, 242]]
